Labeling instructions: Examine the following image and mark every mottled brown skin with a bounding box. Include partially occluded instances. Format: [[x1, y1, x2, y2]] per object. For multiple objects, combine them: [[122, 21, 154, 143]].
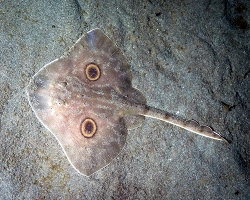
[[27, 29, 227, 176]]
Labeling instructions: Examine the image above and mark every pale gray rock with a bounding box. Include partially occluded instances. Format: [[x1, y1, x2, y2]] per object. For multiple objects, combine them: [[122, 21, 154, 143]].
[[0, 0, 249, 199]]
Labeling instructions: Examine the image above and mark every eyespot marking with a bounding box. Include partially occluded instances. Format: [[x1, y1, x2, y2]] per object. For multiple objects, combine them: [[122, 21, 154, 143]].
[[85, 63, 101, 81], [81, 118, 97, 138]]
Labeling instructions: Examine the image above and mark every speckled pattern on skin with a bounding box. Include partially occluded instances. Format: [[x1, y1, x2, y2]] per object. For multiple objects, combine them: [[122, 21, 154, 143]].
[[26, 29, 138, 176], [26, 29, 227, 176]]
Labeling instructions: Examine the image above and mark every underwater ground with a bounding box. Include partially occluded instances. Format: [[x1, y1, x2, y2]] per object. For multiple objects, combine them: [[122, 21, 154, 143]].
[[0, 0, 249, 199]]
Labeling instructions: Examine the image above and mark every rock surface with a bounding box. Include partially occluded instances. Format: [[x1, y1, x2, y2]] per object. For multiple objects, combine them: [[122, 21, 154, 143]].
[[0, 0, 249, 199]]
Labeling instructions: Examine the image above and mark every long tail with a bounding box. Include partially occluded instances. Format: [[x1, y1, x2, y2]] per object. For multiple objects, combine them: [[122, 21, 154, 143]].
[[120, 105, 228, 142]]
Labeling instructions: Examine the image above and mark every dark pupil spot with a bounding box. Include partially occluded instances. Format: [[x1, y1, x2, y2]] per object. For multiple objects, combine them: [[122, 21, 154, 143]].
[[88, 67, 98, 78], [85, 122, 93, 134]]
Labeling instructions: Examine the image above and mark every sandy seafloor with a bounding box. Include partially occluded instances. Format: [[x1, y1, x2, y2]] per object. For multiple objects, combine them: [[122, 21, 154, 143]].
[[0, 0, 249, 199]]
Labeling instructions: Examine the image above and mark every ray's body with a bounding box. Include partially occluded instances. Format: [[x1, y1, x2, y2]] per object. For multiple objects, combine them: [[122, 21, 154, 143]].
[[27, 29, 227, 176]]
